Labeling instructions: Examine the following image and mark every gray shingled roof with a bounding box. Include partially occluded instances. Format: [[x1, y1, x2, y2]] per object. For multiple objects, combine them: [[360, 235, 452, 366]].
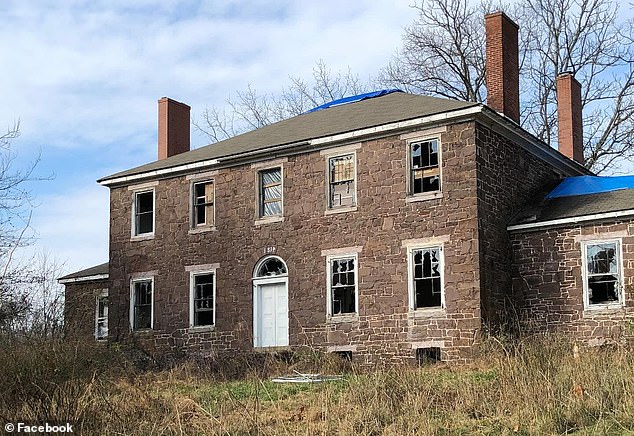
[[510, 188, 634, 226], [58, 262, 109, 281], [99, 92, 478, 182]]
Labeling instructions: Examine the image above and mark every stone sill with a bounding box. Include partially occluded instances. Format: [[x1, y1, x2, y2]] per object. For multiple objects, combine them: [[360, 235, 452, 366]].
[[327, 314, 360, 324], [254, 216, 285, 226], [405, 192, 443, 203], [130, 328, 154, 334], [188, 226, 217, 235], [130, 234, 155, 242], [253, 345, 291, 352], [582, 304, 626, 317], [324, 206, 358, 216], [187, 325, 215, 333], [408, 308, 446, 319]]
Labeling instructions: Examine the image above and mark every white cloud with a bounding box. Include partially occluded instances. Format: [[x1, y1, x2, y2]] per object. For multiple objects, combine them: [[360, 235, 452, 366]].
[[0, 0, 418, 272]]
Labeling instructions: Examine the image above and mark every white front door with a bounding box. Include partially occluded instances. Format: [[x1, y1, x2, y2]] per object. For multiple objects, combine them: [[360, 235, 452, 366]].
[[254, 280, 288, 347]]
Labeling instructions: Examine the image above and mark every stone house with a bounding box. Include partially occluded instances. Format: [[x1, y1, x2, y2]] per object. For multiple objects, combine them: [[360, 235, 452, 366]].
[[59, 12, 634, 363]]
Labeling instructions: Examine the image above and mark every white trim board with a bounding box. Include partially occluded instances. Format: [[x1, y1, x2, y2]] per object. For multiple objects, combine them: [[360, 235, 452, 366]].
[[507, 209, 634, 232]]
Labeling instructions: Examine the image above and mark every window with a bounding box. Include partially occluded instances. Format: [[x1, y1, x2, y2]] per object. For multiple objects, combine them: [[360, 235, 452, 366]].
[[259, 168, 282, 217], [583, 240, 623, 308], [410, 139, 440, 195], [95, 291, 108, 340], [191, 272, 215, 327], [192, 181, 214, 227], [328, 154, 356, 208], [410, 246, 443, 309], [328, 256, 357, 315], [131, 279, 153, 330], [134, 190, 154, 236]]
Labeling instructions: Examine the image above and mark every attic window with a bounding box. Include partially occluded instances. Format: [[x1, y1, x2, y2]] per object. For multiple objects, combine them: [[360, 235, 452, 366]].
[[583, 240, 623, 309], [410, 139, 440, 195]]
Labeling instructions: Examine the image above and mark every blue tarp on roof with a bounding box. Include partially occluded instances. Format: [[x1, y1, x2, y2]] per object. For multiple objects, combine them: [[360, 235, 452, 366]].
[[306, 89, 403, 113], [546, 175, 634, 199]]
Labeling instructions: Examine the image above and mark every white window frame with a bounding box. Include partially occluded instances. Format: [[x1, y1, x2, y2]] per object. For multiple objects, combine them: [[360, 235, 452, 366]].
[[129, 276, 154, 330], [406, 244, 445, 310], [189, 269, 217, 329], [94, 289, 108, 340], [405, 137, 442, 202], [257, 166, 283, 218], [325, 252, 359, 318], [326, 151, 357, 212], [190, 179, 215, 230], [581, 239, 624, 310], [131, 188, 156, 238]]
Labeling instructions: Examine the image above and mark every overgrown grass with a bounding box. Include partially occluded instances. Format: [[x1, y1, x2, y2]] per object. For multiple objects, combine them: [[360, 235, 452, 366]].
[[1, 335, 633, 434]]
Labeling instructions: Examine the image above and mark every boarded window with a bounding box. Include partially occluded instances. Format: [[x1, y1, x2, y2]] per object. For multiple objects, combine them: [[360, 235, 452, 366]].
[[132, 280, 152, 330], [330, 257, 356, 315], [259, 168, 282, 217], [413, 247, 442, 308], [193, 181, 214, 227], [329, 154, 356, 208], [134, 191, 154, 235], [95, 292, 108, 340], [193, 273, 214, 326], [410, 139, 440, 194], [585, 241, 621, 306]]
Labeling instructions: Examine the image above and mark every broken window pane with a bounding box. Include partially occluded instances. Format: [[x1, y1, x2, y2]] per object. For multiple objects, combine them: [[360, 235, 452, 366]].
[[256, 257, 287, 277], [329, 155, 356, 208], [410, 139, 440, 195], [193, 273, 214, 326], [585, 242, 621, 306], [193, 181, 214, 227], [95, 293, 108, 340], [259, 168, 282, 217], [135, 191, 154, 235], [331, 257, 356, 315], [413, 247, 442, 308], [133, 280, 152, 330]]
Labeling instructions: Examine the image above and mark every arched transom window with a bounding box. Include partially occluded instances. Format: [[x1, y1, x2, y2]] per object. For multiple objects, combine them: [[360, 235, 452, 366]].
[[254, 256, 288, 277]]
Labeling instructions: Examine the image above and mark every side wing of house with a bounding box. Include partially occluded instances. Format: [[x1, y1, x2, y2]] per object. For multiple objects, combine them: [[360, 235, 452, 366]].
[[58, 262, 109, 341], [509, 180, 634, 342]]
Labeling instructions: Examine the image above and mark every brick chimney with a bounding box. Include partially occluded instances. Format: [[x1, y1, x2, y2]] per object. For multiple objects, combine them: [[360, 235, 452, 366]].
[[485, 12, 520, 123], [556, 73, 584, 163], [158, 97, 190, 160]]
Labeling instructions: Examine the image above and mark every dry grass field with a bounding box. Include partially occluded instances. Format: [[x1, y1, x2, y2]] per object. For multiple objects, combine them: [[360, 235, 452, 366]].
[[1, 335, 633, 435]]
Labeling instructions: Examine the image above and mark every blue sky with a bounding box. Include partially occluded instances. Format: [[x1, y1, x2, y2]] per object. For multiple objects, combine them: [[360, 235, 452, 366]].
[[0, 1, 417, 274]]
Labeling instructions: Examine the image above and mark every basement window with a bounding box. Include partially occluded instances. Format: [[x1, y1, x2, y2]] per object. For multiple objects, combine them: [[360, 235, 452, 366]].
[[192, 181, 215, 228], [131, 278, 153, 330], [95, 290, 108, 340], [328, 255, 358, 316], [191, 272, 215, 327], [133, 190, 154, 236], [328, 154, 356, 209], [410, 139, 440, 195], [583, 240, 623, 309], [259, 167, 283, 217], [410, 246, 444, 309], [416, 347, 441, 364]]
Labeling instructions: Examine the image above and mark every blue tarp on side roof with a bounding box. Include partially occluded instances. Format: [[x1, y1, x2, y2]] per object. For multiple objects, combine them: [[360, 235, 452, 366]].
[[306, 89, 403, 113], [546, 175, 634, 199]]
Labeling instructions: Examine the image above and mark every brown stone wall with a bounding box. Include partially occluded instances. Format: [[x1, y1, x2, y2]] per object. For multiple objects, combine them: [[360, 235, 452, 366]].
[[108, 122, 482, 363], [64, 280, 107, 340], [475, 124, 565, 327], [511, 221, 634, 342]]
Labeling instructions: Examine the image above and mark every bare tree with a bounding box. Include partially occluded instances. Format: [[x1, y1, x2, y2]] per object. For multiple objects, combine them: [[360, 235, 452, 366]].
[[0, 122, 47, 332], [380, 0, 634, 174], [195, 60, 368, 143]]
